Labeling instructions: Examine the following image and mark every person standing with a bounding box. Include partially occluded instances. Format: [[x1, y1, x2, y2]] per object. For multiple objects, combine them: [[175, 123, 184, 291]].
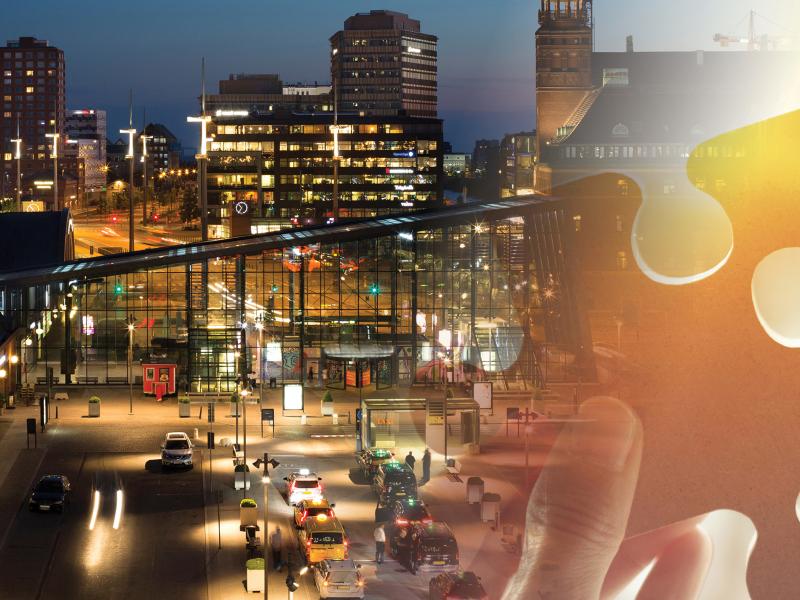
[[374, 523, 386, 564], [405, 450, 416, 473], [420, 448, 432, 485], [270, 525, 283, 571]]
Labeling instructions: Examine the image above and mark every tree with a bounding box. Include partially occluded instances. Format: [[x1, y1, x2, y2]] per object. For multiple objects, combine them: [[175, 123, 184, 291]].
[[180, 186, 200, 224]]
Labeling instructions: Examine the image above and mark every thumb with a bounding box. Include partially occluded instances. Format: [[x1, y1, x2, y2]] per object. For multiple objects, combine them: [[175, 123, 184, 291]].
[[502, 397, 643, 600]]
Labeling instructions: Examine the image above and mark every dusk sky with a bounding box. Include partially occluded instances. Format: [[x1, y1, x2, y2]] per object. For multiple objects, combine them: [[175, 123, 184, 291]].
[[1, 0, 795, 152]]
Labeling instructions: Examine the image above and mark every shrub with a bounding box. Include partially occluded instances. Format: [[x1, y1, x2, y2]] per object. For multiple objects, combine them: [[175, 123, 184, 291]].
[[179, 397, 191, 404], [88, 396, 101, 403], [322, 390, 333, 404], [246, 558, 265, 570], [234, 464, 250, 472], [240, 498, 257, 508]]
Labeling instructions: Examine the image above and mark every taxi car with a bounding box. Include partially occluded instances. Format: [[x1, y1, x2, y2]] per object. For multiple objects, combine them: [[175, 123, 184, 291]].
[[356, 447, 395, 479], [298, 513, 348, 564], [313, 559, 365, 599], [429, 571, 487, 600], [294, 498, 336, 528], [284, 468, 324, 505], [390, 522, 459, 575], [372, 460, 417, 504]]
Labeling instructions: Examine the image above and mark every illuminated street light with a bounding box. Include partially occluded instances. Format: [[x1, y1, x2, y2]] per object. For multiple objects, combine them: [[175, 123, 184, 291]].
[[253, 453, 280, 599], [126, 314, 136, 415], [11, 118, 22, 211], [45, 129, 60, 210], [121, 89, 136, 252]]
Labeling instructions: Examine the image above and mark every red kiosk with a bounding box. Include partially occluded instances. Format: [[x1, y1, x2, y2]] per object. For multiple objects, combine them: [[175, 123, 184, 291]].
[[142, 363, 177, 402]]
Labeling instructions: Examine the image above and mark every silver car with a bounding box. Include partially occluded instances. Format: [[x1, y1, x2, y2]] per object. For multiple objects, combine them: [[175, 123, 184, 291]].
[[313, 559, 365, 599], [161, 432, 193, 468]]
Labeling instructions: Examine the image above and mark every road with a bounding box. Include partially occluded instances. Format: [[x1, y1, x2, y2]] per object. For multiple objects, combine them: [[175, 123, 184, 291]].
[[72, 215, 200, 258], [0, 449, 206, 600]]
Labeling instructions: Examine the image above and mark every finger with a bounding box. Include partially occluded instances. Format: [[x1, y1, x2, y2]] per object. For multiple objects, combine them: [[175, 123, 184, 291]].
[[501, 397, 643, 600], [601, 516, 709, 599], [635, 527, 712, 600]]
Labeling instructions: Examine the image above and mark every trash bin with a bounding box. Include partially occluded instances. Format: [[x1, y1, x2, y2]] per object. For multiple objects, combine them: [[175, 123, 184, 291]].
[[466, 477, 484, 505], [481, 492, 501, 523], [269, 377, 277, 389]]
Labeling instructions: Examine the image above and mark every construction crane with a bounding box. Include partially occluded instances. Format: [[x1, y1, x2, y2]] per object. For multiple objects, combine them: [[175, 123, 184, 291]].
[[713, 9, 793, 51]]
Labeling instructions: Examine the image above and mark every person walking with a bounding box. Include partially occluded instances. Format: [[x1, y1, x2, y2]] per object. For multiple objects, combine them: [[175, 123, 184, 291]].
[[405, 450, 416, 473], [420, 448, 432, 485], [270, 525, 283, 571], [374, 523, 386, 564]]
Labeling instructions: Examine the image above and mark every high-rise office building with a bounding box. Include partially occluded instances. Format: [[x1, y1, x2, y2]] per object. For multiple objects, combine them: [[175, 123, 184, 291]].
[[66, 109, 107, 191], [206, 74, 332, 116], [142, 123, 181, 174], [330, 10, 437, 117], [0, 37, 66, 207]]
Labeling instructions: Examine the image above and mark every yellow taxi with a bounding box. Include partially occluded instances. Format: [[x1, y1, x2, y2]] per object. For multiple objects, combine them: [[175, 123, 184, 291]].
[[293, 498, 336, 528], [298, 513, 348, 564]]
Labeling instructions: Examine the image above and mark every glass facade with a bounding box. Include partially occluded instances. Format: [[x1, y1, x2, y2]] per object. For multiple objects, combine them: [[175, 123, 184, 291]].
[[3, 200, 586, 392]]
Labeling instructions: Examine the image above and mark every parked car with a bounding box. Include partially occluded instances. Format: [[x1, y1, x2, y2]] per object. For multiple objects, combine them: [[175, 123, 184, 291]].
[[285, 469, 324, 505], [294, 498, 335, 528], [161, 432, 194, 468], [313, 559, 365, 599], [386, 497, 432, 538], [391, 522, 459, 575], [298, 513, 348, 564], [356, 447, 395, 479], [29, 475, 71, 513], [429, 571, 487, 600], [372, 461, 417, 504]]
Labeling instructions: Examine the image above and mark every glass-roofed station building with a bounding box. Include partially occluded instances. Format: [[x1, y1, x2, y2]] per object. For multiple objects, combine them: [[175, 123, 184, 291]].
[[0, 198, 588, 394]]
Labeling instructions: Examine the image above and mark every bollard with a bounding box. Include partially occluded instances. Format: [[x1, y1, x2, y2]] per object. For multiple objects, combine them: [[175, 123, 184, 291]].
[[300, 414, 307, 426], [332, 413, 339, 425], [194, 427, 199, 440], [55, 406, 59, 420]]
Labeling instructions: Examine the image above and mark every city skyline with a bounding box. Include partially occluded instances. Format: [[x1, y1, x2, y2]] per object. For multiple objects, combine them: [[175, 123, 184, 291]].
[[1, 0, 793, 152]]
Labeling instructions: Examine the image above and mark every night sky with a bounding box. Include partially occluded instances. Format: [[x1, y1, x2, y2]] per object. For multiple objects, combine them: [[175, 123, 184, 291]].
[[1, 0, 794, 153]]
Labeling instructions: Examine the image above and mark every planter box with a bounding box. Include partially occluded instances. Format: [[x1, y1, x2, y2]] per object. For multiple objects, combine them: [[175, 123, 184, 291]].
[[88, 403, 100, 417], [230, 401, 241, 417], [179, 402, 191, 418], [321, 400, 334, 417], [246, 558, 265, 592], [240, 504, 258, 528]]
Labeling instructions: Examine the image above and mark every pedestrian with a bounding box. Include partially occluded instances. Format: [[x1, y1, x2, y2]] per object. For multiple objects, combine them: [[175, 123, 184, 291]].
[[374, 523, 386, 564], [270, 525, 283, 571], [405, 450, 416, 472], [420, 448, 432, 485]]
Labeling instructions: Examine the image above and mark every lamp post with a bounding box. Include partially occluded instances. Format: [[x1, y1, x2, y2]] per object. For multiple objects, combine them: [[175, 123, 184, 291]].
[[44, 131, 60, 211], [188, 58, 211, 241], [255, 320, 265, 412], [240, 387, 250, 499], [11, 119, 22, 212], [121, 90, 136, 252], [253, 454, 280, 600], [141, 129, 151, 225], [126, 315, 136, 415]]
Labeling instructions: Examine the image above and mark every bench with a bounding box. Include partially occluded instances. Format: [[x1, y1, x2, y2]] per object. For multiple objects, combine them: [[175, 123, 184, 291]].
[[36, 377, 57, 385], [106, 376, 128, 384], [231, 443, 244, 466], [53, 392, 69, 402], [77, 376, 99, 385], [446, 459, 463, 475]]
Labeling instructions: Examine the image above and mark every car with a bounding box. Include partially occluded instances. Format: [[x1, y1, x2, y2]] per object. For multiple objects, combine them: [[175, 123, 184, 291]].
[[356, 447, 395, 479], [294, 498, 336, 528], [313, 559, 365, 599], [298, 513, 348, 564], [388, 497, 432, 532], [161, 432, 194, 468], [372, 460, 417, 504], [29, 474, 71, 513], [390, 522, 459, 575], [429, 571, 487, 600], [284, 469, 324, 505]]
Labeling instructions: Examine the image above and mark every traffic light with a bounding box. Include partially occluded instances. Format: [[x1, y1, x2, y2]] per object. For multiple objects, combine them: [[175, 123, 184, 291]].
[[111, 214, 118, 224], [152, 213, 159, 222], [285, 574, 298, 591]]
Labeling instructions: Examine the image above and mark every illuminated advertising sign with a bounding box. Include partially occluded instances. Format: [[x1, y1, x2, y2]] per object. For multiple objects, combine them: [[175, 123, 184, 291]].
[[394, 185, 414, 191], [387, 168, 414, 174], [283, 383, 304, 411]]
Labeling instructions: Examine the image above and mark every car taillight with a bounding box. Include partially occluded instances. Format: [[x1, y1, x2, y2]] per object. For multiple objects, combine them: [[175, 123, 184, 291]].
[[357, 579, 365, 587], [396, 518, 409, 526], [421, 518, 433, 524], [344, 538, 349, 547], [306, 540, 312, 547], [322, 581, 328, 588]]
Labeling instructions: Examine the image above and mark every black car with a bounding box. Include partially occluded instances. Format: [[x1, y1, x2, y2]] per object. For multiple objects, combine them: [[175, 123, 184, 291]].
[[29, 475, 71, 513], [387, 497, 432, 532], [390, 522, 459, 575], [429, 571, 487, 600], [372, 461, 417, 504]]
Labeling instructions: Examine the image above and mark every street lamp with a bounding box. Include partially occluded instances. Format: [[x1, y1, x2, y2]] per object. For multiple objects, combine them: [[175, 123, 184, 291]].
[[240, 387, 250, 499], [126, 315, 136, 415], [121, 90, 136, 252], [253, 454, 280, 600], [255, 321, 265, 412], [11, 119, 22, 212], [141, 130, 152, 225], [45, 131, 60, 211]]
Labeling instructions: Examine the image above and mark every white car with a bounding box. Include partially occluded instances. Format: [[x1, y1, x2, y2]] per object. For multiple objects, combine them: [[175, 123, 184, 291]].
[[313, 559, 365, 599], [284, 469, 323, 505], [161, 432, 194, 468]]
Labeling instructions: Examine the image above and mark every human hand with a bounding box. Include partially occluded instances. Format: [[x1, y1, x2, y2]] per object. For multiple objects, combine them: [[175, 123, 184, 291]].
[[502, 397, 711, 600]]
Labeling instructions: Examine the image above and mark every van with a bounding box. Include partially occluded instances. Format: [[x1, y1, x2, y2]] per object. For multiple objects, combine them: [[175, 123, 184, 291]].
[[298, 513, 348, 564]]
